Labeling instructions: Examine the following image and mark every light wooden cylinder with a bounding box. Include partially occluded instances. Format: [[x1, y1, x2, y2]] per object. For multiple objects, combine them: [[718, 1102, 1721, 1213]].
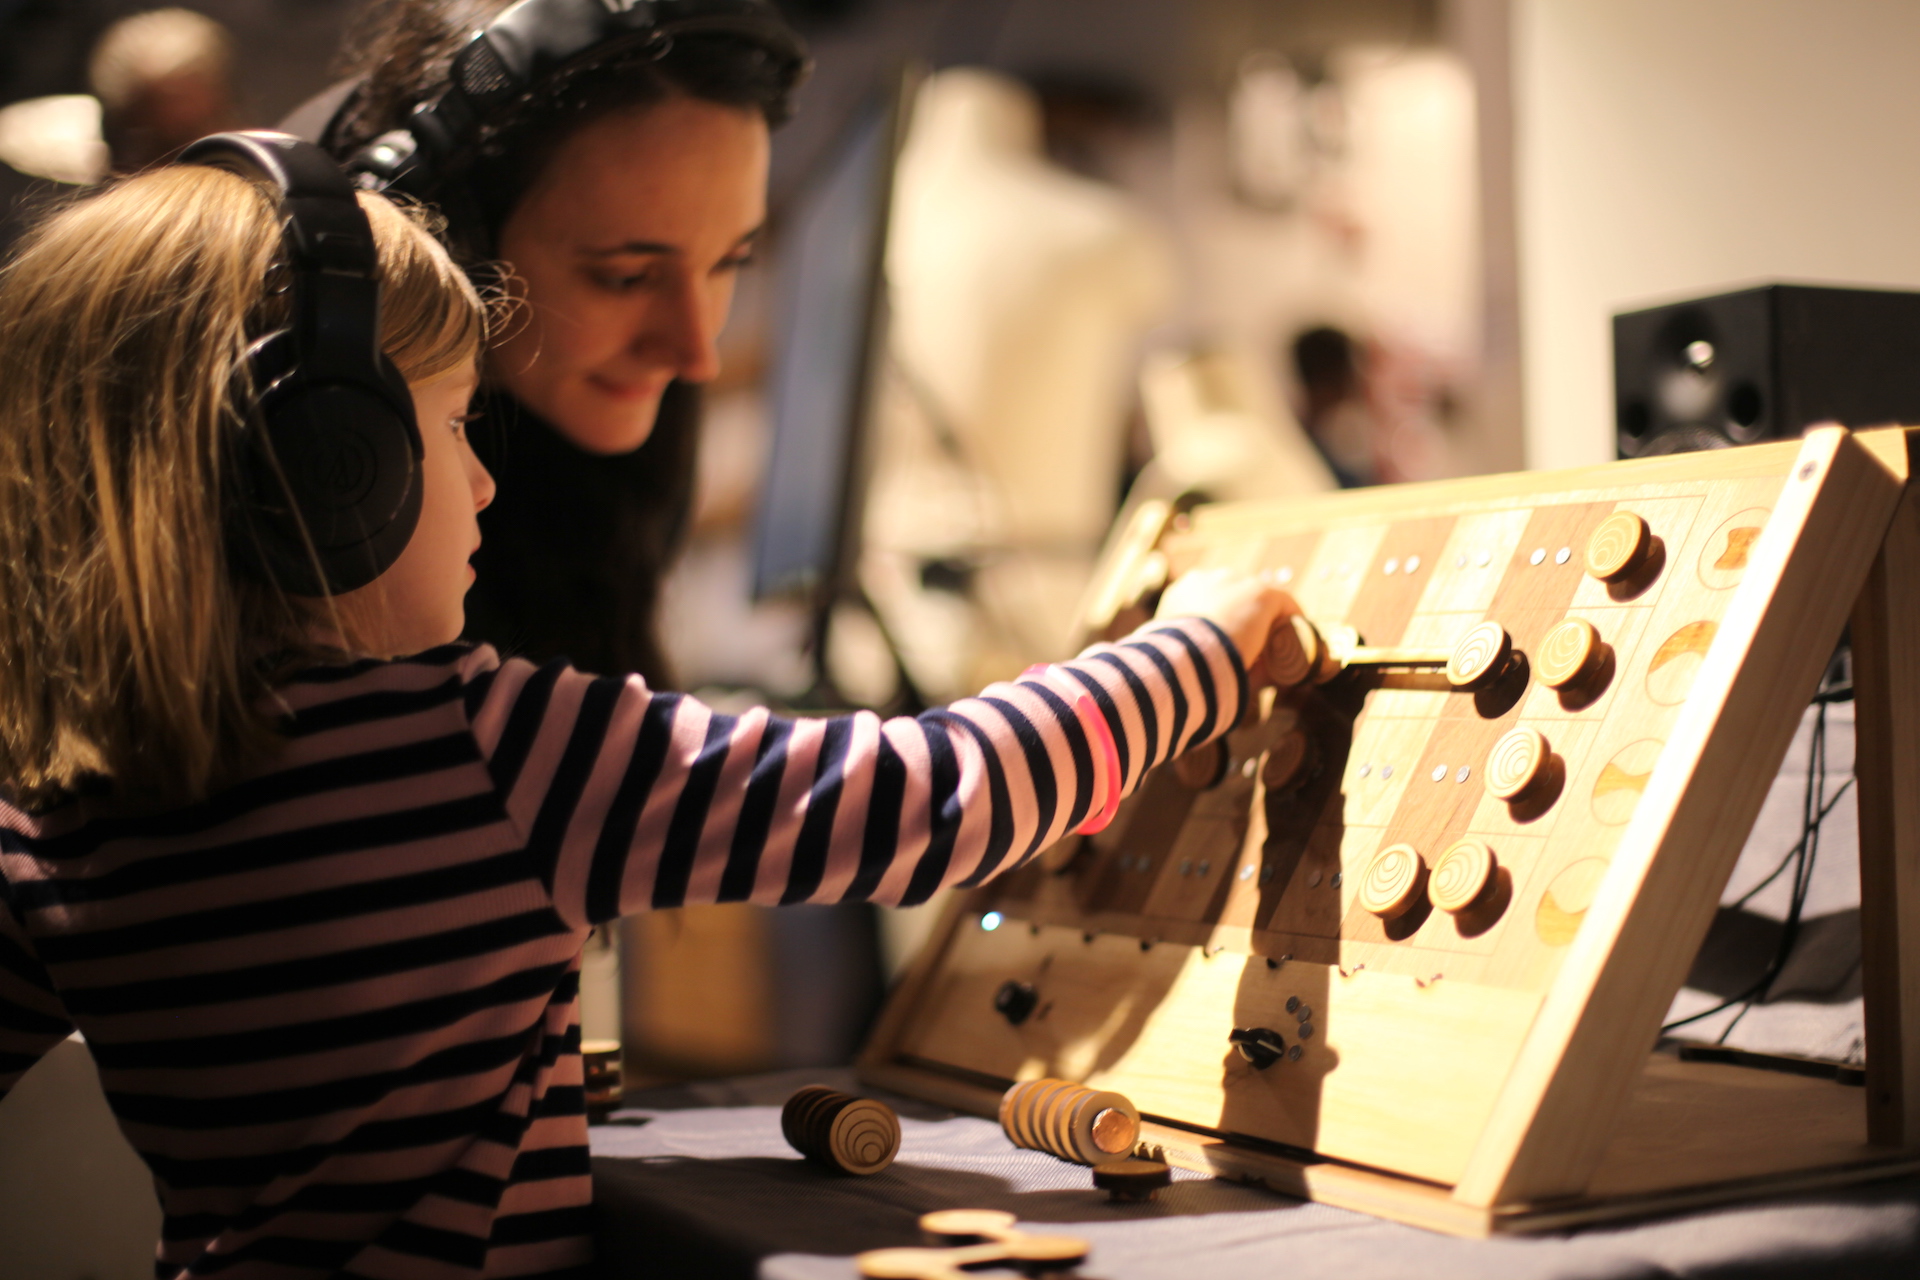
[[998, 1078, 1140, 1165]]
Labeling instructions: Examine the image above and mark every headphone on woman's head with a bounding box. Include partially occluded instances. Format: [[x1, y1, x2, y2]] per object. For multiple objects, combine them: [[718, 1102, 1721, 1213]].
[[342, 0, 809, 239], [178, 131, 424, 597]]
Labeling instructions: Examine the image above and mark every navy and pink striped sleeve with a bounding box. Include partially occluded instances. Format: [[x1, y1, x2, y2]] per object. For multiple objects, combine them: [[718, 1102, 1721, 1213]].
[[461, 618, 1246, 927], [0, 879, 74, 1101]]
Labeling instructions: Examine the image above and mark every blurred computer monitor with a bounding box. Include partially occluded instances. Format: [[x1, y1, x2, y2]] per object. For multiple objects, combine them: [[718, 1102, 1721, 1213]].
[[751, 67, 919, 613]]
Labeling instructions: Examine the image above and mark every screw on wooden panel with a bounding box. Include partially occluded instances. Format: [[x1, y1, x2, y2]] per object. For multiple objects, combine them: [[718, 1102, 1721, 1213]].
[[1288, 1045, 1303, 1062], [1331, 871, 1344, 888], [1295, 1005, 1313, 1022], [1298, 1022, 1315, 1039], [1286, 995, 1300, 1013]]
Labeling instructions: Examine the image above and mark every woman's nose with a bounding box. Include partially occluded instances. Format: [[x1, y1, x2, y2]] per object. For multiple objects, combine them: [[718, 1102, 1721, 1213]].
[[639, 275, 723, 384]]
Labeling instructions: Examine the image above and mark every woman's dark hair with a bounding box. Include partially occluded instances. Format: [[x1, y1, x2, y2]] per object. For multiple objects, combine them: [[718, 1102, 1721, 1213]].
[[330, 0, 802, 257]]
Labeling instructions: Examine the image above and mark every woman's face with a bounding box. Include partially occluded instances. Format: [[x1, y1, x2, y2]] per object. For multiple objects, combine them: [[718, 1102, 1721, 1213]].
[[492, 95, 770, 454]]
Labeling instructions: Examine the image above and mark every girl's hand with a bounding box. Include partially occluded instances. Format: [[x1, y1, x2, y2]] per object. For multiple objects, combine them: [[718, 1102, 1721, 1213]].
[[1155, 567, 1297, 676]]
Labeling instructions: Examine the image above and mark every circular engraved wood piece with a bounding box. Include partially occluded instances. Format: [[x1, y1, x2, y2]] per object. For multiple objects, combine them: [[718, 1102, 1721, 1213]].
[[1429, 840, 1496, 913], [1487, 727, 1549, 801], [1535, 618, 1603, 690], [1446, 621, 1512, 689], [1358, 843, 1425, 918], [1261, 730, 1312, 791], [1586, 511, 1652, 582], [1266, 615, 1322, 687]]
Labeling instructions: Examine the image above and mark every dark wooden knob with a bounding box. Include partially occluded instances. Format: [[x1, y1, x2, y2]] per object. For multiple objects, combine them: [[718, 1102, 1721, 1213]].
[[1172, 738, 1228, 790], [1093, 1158, 1173, 1202], [1261, 730, 1314, 791]]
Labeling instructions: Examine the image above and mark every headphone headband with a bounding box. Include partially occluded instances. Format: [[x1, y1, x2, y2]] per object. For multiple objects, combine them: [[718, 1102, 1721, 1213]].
[[344, 0, 809, 234], [178, 131, 424, 598]]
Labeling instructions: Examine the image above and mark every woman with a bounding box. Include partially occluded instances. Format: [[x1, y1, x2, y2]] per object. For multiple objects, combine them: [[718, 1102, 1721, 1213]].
[[307, 0, 809, 684]]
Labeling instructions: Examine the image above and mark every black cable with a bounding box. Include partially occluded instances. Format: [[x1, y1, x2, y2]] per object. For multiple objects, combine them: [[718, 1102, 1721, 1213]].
[[1662, 692, 1846, 1037]]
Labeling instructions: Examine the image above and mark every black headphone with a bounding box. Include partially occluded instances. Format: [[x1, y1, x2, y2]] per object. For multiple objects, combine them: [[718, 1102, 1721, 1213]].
[[342, 0, 809, 241], [179, 131, 424, 597]]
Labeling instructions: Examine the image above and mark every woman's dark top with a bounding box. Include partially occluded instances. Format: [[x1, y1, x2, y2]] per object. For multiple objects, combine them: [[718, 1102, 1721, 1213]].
[[464, 382, 700, 686]]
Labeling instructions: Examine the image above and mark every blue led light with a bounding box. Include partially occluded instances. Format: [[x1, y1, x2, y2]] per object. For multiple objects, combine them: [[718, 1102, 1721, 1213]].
[[980, 911, 1004, 932]]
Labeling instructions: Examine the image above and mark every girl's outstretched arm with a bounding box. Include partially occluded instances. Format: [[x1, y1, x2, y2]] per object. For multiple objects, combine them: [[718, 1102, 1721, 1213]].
[[460, 615, 1253, 927]]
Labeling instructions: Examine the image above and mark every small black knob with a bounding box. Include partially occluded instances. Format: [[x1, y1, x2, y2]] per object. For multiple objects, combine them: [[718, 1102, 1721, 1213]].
[[994, 980, 1039, 1027], [1229, 1026, 1287, 1070]]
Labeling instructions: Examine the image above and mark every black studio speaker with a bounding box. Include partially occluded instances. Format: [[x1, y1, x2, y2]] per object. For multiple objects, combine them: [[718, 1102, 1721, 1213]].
[[1613, 284, 1920, 459]]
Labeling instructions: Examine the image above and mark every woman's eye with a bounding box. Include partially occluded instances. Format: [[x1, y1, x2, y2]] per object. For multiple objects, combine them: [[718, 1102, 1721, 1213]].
[[717, 252, 756, 274], [594, 267, 658, 292]]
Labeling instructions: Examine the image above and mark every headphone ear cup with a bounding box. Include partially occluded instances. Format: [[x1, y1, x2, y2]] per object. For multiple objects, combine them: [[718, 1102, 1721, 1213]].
[[230, 336, 423, 596]]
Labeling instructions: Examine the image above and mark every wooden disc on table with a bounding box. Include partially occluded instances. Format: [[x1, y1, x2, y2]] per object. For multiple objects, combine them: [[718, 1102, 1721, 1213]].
[[920, 1208, 1017, 1244], [1001, 1234, 1093, 1267], [1357, 843, 1425, 919], [1585, 511, 1653, 582], [1092, 1157, 1173, 1202], [1261, 729, 1314, 792], [1265, 615, 1323, 687], [1486, 727, 1550, 801], [1429, 840, 1496, 913], [1535, 618, 1606, 691], [856, 1247, 944, 1279], [1446, 621, 1513, 690], [1171, 738, 1228, 790], [782, 1085, 900, 1175]]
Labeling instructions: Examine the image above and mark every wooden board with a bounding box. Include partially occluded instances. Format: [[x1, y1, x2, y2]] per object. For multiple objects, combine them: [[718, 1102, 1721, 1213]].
[[861, 427, 1920, 1232]]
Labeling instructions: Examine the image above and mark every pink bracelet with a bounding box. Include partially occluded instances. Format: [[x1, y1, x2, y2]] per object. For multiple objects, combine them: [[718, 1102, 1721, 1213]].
[[1022, 666, 1122, 835]]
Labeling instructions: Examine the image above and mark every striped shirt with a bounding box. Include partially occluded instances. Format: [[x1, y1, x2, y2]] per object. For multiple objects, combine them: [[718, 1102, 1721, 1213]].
[[0, 619, 1243, 1278]]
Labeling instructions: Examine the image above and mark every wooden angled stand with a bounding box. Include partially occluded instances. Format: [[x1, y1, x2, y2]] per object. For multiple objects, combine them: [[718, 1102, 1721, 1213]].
[[860, 426, 1920, 1235]]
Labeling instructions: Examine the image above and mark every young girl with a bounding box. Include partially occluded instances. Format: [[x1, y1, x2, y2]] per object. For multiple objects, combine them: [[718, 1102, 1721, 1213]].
[[0, 155, 1284, 1277]]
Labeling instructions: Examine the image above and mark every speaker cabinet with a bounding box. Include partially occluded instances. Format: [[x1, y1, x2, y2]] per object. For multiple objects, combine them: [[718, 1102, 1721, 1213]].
[[1614, 284, 1920, 458]]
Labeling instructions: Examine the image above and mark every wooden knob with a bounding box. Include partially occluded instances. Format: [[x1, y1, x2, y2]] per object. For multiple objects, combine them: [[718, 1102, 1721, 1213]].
[[1357, 843, 1425, 918], [1429, 840, 1496, 913], [1446, 621, 1513, 690], [1486, 727, 1550, 801], [1586, 511, 1652, 582], [1265, 615, 1324, 687], [1093, 1158, 1173, 1202], [1535, 618, 1606, 691], [1261, 730, 1313, 792], [1172, 739, 1228, 790]]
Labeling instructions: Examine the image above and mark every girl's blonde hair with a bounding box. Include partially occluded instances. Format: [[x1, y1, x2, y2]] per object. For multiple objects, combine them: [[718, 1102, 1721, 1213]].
[[0, 164, 483, 810]]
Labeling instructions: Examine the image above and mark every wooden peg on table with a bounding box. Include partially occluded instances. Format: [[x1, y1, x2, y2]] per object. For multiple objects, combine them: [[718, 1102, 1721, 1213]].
[[782, 1085, 901, 1175]]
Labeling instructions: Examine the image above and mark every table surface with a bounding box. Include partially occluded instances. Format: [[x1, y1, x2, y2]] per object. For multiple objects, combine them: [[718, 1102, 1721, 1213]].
[[589, 1067, 1920, 1280]]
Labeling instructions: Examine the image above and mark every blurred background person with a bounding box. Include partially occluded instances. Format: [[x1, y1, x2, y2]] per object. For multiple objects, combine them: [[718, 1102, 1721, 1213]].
[[89, 6, 236, 170], [1291, 323, 1380, 487]]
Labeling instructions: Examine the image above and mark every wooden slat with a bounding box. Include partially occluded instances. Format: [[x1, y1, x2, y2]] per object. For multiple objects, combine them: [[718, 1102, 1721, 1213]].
[[1852, 435, 1920, 1148], [1454, 428, 1906, 1206]]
